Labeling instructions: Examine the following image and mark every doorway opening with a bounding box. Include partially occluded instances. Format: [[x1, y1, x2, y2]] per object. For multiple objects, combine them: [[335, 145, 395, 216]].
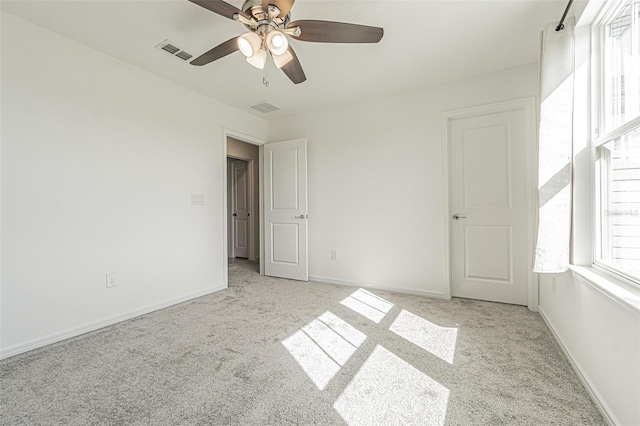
[[226, 136, 261, 280]]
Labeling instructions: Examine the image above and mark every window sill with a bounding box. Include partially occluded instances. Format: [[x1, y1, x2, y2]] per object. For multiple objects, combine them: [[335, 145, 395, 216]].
[[569, 265, 640, 313]]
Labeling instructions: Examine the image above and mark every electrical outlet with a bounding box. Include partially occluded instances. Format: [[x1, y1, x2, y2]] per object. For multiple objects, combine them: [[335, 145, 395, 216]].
[[552, 276, 557, 294], [331, 250, 338, 261], [106, 273, 117, 288]]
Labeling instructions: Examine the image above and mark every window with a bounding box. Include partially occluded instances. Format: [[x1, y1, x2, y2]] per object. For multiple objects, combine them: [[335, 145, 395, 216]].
[[594, 0, 640, 283], [602, 0, 640, 132]]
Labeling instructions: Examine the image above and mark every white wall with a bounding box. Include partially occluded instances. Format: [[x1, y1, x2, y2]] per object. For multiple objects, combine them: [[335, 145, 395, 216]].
[[269, 64, 539, 297], [0, 12, 268, 358], [539, 273, 640, 425]]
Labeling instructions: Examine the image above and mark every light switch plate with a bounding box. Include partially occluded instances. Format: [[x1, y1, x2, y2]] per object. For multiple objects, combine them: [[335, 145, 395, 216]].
[[106, 273, 117, 288], [191, 194, 205, 205]]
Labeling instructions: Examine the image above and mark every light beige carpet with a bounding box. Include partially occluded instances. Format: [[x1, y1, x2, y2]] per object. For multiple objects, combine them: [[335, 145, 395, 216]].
[[0, 260, 604, 425]]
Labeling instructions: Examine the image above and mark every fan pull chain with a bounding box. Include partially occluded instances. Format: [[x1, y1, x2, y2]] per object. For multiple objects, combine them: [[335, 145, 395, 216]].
[[263, 65, 269, 87]]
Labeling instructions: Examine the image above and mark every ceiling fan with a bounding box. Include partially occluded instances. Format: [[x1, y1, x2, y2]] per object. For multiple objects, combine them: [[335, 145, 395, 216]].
[[188, 0, 384, 84]]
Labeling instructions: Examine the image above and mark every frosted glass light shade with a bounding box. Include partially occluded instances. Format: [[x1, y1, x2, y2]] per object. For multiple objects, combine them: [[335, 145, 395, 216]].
[[238, 32, 261, 58], [266, 31, 289, 56], [272, 49, 293, 69], [246, 48, 267, 69]]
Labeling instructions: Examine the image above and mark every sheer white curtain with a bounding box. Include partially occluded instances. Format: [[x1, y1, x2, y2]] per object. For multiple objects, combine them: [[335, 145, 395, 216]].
[[534, 18, 575, 273]]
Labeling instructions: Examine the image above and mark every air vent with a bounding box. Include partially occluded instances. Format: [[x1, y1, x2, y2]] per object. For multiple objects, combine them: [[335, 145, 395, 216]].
[[250, 101, 280, 114], [156, 39, 193, 62], [175, 51, 193, 61], [161, 44, 180, 54]]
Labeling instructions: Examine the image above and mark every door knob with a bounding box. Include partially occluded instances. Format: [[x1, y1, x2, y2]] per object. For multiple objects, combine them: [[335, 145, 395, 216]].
[[233, 213, 237, 217], [452, 214, 467, 220], [294, 214, 308, 219]]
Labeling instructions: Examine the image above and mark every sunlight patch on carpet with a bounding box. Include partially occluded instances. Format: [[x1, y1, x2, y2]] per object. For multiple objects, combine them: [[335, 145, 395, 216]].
[[315, 311, 367, 348], [389, 309, 458, 364], [283, 311, 367, 390], [333, 345, 449, 426], [340, 289, 393, 323]]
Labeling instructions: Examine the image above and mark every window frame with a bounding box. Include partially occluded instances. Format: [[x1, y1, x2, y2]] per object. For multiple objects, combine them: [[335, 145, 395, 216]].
[[591, 0, 640, 285]]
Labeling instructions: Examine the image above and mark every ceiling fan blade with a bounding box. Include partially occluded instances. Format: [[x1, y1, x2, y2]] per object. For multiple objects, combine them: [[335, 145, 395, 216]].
[[191, 37, 239, 66], [288, 20, 383, 43], [262, 0, 295, 18], [188, 0, 249, 20], [280, 46, 306, 84]]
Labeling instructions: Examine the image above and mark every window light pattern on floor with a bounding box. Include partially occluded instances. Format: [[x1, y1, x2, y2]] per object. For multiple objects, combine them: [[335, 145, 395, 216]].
[[339, 288, 393, 323], [334, 345, 450, 426], [283, 288, 454, 425], [282, 311, 366, 390], [389, 309, 458, 364]]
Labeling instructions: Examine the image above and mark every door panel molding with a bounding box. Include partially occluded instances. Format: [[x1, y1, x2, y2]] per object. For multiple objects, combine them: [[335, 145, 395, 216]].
[[462, 123, 512, 209], [271, 222, 300, 264], [463, 225, 513, 283], [442, 97, 537, 310]]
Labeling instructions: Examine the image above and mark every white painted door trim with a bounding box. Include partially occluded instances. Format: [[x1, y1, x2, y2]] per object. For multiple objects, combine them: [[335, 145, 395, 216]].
[[442, 97, 538, 311], [222, 128, 266, 288]]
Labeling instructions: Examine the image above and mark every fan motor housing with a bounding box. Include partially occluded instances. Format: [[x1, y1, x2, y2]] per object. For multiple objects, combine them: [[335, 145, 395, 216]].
[[242, 0, 290, 29]]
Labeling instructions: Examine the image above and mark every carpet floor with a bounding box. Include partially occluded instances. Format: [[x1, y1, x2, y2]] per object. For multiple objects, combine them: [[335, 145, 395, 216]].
[[1, 260, 605, 425]]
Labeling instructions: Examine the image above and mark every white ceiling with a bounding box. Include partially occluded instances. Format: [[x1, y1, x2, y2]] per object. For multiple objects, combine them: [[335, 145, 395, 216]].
[[2, 0, 573, 120]]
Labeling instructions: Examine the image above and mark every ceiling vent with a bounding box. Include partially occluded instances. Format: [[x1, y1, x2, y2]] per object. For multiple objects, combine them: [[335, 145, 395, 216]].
[[156, 40, 193, 62], [250, 101, 280, 114], [175, 51, 193, 61]]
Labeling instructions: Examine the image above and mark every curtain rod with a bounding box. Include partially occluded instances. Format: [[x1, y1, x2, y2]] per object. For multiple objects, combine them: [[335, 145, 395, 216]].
[[555, 0, 575, 31]]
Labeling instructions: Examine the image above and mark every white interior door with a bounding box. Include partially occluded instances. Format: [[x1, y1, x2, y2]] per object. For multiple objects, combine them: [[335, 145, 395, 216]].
[[449, 104, 531, 305], [231, 160, 249, 259], [264, 139, 308, 281]]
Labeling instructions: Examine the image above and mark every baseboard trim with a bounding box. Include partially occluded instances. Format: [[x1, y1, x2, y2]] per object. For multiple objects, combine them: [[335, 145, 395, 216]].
[[0, 284, 227, 360], [309, 275, 449, 300], [538, 306, 618, 426]]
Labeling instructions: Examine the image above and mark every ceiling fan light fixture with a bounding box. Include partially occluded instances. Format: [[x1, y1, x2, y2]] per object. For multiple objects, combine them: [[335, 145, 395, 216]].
[[238, 32, 261, 57], [246, 48, 267, 69], [266, 31, 289, 56], [267, 4, 281, 20], [272, 49, 293, 69], [188, 0, 384, 85]]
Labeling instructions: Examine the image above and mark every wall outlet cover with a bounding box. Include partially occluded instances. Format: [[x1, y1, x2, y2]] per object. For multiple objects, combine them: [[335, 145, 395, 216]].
[[106, 273, 117, 288]]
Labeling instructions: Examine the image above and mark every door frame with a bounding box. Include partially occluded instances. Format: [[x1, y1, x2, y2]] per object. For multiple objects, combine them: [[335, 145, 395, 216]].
[[222, 128, 266, 288], [441, 97, 538, 311]]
